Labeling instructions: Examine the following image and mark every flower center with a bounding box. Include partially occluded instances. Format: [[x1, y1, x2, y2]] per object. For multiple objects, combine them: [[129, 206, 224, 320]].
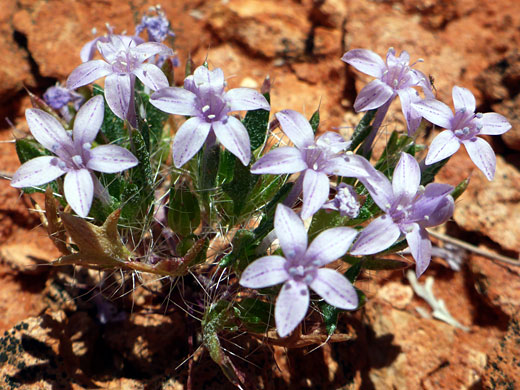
[[382, 63, 412, 91], [451, 109, 482, 141], [112, 50, 139, 73], [303, 144, 328, 171], [198, 94, 228, 123]]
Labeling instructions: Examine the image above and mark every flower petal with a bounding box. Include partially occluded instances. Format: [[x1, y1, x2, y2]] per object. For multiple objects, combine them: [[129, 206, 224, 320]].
[[193, 66, 225, 94], [341, 49, 385, 78], [150, 87, 199, 116], [240, 256, 289, 288], [405, 224, 432, 278], [452, 86, 476, 113], [301, 169, 330, 220], [480, 112, 512, 135], [73, 95, 104, 146], [226, 88, 270, 112], [275, 110, 314, 149], [412, 183, 454, 227], [305, 227, 358, 267], [392, 152, 420, 200], [250, 147, 306, 174], [25, 109, 73, 154], [11, 156, 66, 188], [131, 42, 173, 63], [350, 215, 401, 255], [323, 154, 375, 178], [353, 79, 394, 112], [87, 144, 138, 173], [419, 195, 454, 227], [133, 63, 169, 91], [310, 268, 358, 310], [275, 204, 308, 259], [275, 280, 309, 337], [104, 73, 132, 121], [172, 117, 211, 168], [64, 168, 94, 218], [397, 87, 422, 136], [212, 116, 251, 165], [463, 137, 496, 181], [425, 130, 460, 165], [66, 60, 113, 90], [412, 99, 453, 129], [358, 169, 394, 212]]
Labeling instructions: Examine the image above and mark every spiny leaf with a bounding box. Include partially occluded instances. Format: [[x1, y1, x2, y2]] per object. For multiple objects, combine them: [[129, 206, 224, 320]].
[[348, 109, 376, 151], [243, 93, 270, 150]]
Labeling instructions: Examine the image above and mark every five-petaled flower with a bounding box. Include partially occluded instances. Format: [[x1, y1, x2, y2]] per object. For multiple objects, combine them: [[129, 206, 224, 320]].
[[11, 95, 138, 218], [150, 65, 270, 167], [412, 86, 512, 181], [251, 109, 374, 219], [240, 204, 359, 337], [342, 48, 433, 150], [350, 153, 454, 277], [67, 33, 173, 125]]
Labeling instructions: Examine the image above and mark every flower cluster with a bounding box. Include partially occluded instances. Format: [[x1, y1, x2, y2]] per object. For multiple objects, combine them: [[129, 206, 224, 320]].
[[6, 10, 513, 368]]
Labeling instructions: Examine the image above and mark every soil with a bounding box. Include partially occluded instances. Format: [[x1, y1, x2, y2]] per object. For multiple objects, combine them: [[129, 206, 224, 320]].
[[0, 0, 519, 389]]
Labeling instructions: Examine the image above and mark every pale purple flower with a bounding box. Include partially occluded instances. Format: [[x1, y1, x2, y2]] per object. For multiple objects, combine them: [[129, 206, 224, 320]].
[[240, 204, 359, 337], [350, 153, 454, 277], [135, 7, 175, 43], [322, 183, 361, 218], [150, 65, 270, 167], [67, 34, 173, 125], [342, 48, 433, 150], [80, 25, 144, 63], [251, 109, 374, 219], [413, 86, 512, 181], [11, 95, 138, 218], [43, 85, 84, 122]]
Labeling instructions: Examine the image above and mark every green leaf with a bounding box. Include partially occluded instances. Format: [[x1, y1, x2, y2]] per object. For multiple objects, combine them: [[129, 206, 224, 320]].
[[220, 229, 256, 269], [216, 150, 236, 185], [242, 93, 271, 150], [15, 138, 47, 163], [168, 182, 201, 236], [252, 182, 293, 240], [345, 261, 363, 283], [93, 85, 126, 145], [321, 301, 340, 335], [348, 110, 376, 151], [420, 156, 450, 186], [451, 177, 470, 200], [233, 298, 273, 333], [222, 159, 259, 217], [342, 255, 408, 270], [374, 131, 415, 177], [198, 143, 220, 206], [136, 91, 169, 150], [308, 209, 350, 240], [309, 108, 320, 133]]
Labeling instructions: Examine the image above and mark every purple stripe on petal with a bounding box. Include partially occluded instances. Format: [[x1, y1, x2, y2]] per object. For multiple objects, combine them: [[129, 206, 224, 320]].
[[251, 147, 306, 174], [350, 215, 401, 255], [425, 130, 460, 165], [341, 49, 385, 78], [26, 109, 73, 154], [131, 42, 173, 63], [412, 99, 453, 129], [104, 73, 132, 121], [63, 169, 94, 218], [240, 256, 289, 288], [310, 268, 358, 309], [405, 224, 432, 278], [353, 79, 394, 112], [212, 116, 251, 166], [274, 204, 308, 260], [172, 117, 211, 168], [66, 60, 113, 90], [397, 87, 422, 136], [463, 137, 496, 181], [305, 227, 358, 267], [73, 95, 104, 147], [150, 87, 198, 116], [11, 156, 66, 188], [225, 88, 270, 112], [452, 86, 476, 113], [87, 144, 138, 173], [392, 153, 420, 200], [275, 110, 314, 149], [133, 63, 169, 91], [275, 280, 309, 337], [480, 112, 512, 135], [301, 169, 330, 219]]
